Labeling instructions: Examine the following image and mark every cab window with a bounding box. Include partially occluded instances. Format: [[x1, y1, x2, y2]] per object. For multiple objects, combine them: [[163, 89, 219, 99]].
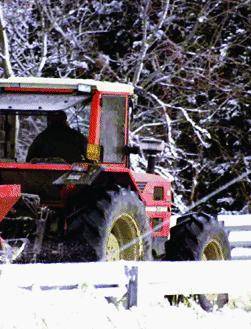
[[100, 95, 126, 163]]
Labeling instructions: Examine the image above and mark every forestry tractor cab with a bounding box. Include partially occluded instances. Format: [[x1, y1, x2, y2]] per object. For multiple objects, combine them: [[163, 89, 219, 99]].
[[0, 77, 171, 263], [0, 77, 230, 310]]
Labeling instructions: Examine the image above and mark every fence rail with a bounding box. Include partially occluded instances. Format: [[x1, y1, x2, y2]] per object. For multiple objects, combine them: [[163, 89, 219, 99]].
[[219, 214, 251, 260], [1, 260, 251, 308], [1, 215, 250, 308]]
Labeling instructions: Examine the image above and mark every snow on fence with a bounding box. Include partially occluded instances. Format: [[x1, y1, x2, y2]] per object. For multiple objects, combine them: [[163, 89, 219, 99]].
[[218, 214, 251, 260], [1, 260, 251, 308]]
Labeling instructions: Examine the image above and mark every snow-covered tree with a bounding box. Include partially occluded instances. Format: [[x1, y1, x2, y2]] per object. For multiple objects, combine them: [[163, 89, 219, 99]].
[[0, 2, 13, 77]]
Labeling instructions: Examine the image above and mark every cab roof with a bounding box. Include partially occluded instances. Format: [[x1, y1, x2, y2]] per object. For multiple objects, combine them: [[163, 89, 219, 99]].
[[0, 77, 134, 94]]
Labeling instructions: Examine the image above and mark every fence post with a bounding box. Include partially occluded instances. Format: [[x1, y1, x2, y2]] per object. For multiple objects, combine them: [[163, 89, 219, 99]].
[[125, 265, 138, 309]]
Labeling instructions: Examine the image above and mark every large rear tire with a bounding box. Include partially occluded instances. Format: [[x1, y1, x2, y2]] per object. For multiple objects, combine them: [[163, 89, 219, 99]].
[[66, 187, 152, 261], [164, 213, 231, 312]]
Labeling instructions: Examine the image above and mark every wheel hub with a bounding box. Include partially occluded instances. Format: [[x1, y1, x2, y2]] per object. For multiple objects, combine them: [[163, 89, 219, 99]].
[[202, 239, 224, 261], [105, 213, 143, 261], [106, 233, 120, 261], [201, 238, 225, 307]]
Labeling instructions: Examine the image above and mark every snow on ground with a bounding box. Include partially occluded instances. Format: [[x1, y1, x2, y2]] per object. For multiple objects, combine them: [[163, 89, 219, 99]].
[[0, 282, 251, 329], [1, 215, 251, 328]]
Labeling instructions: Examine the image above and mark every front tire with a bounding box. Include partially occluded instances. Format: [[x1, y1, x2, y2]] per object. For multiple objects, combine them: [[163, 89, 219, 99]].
[[164, 213, 231, 311], [66, 187, 152, 261]]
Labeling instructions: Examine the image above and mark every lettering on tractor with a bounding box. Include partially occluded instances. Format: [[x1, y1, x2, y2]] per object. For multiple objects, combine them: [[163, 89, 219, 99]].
[[0, 77, 230, 311]]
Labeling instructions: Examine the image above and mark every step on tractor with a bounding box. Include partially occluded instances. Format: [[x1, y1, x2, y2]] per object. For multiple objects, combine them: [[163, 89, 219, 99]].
[[0, 77, 230, 311]]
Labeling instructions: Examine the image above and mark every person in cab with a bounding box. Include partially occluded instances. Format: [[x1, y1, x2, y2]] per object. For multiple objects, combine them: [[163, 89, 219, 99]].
[[26, 111, 87, 163]]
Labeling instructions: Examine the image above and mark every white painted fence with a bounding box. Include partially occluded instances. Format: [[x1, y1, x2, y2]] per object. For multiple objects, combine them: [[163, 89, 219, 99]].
[[218, 214, 251, 260], [0, 215, 250, 308], [1, 260, 251, 308]]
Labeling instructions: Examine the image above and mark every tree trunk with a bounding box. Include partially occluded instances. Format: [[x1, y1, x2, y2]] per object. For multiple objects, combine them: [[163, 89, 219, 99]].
[[0, 3, 13, 78]]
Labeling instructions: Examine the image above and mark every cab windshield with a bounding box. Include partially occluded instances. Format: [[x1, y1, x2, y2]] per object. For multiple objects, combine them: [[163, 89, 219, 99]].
[[0, 93, 90, 163]]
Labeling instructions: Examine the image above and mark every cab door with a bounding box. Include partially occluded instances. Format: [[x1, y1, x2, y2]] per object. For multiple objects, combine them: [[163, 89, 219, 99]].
[[100, 95, 127, 164]]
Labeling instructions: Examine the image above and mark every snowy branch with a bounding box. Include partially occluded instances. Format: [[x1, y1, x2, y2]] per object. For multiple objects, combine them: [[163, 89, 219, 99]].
[[186, 171, 251, 214], [131, 122, 164, 135], [133, 0, 170, 85], [177, 106, 211, 148], [36, 12, 48, 76], [0, 4, 13, 77], [147, 91, 177, 157]]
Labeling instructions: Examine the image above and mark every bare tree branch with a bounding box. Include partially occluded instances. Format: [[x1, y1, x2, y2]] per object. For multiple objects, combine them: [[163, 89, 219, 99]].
[[133, 0, 170, 85], [186, 171, 251, 213], [0, 3, 13, 77], [36, 13, 48, 76]]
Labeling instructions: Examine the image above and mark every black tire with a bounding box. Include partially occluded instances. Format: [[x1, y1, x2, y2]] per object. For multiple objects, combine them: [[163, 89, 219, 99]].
[[66, 187, 152, 261], [164, 213, 231, 312]]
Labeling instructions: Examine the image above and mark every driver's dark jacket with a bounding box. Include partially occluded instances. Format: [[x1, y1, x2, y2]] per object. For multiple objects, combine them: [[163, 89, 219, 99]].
[[26, 125, 87, 163]]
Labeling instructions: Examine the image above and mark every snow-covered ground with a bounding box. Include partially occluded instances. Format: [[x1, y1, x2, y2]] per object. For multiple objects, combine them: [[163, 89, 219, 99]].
[[0, 283, 251, 329], [1, 214, 251, 328]]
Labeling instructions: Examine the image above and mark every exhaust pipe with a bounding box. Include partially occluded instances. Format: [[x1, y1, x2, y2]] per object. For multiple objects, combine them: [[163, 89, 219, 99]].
[[139, 138, 164, 174]]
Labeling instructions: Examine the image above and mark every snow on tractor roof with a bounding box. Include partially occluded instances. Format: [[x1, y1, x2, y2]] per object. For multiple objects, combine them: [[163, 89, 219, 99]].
[[0, 77, 134, 94]]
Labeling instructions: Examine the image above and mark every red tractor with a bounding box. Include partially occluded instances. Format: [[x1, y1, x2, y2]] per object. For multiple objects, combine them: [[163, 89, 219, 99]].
[[0, 77, 230, 309]]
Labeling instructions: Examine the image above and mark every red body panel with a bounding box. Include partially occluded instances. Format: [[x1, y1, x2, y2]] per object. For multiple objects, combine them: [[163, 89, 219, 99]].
[[132, 172, 172, 238], [4, 87, 74, 94], [0, 162, 73, 171], [0, 185, 21, 222], [89, 91, 101, 144]]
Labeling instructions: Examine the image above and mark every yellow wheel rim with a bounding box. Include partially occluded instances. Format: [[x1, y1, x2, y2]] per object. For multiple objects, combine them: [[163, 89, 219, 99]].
[[106, 213, 143, 261], [202, 239, 224, 261], [201, 239, 224, 303], [106, 233, 120, 261]]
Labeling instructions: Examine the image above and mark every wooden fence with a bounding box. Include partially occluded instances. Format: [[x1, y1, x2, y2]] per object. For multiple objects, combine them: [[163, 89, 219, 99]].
[[218, 214, 251, 260], [1, 260, 251, 308], [0, 214, 250, 308]]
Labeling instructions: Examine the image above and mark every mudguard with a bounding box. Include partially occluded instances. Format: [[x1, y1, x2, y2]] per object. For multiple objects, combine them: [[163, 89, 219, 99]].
[[0, 185, 21, 222]]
